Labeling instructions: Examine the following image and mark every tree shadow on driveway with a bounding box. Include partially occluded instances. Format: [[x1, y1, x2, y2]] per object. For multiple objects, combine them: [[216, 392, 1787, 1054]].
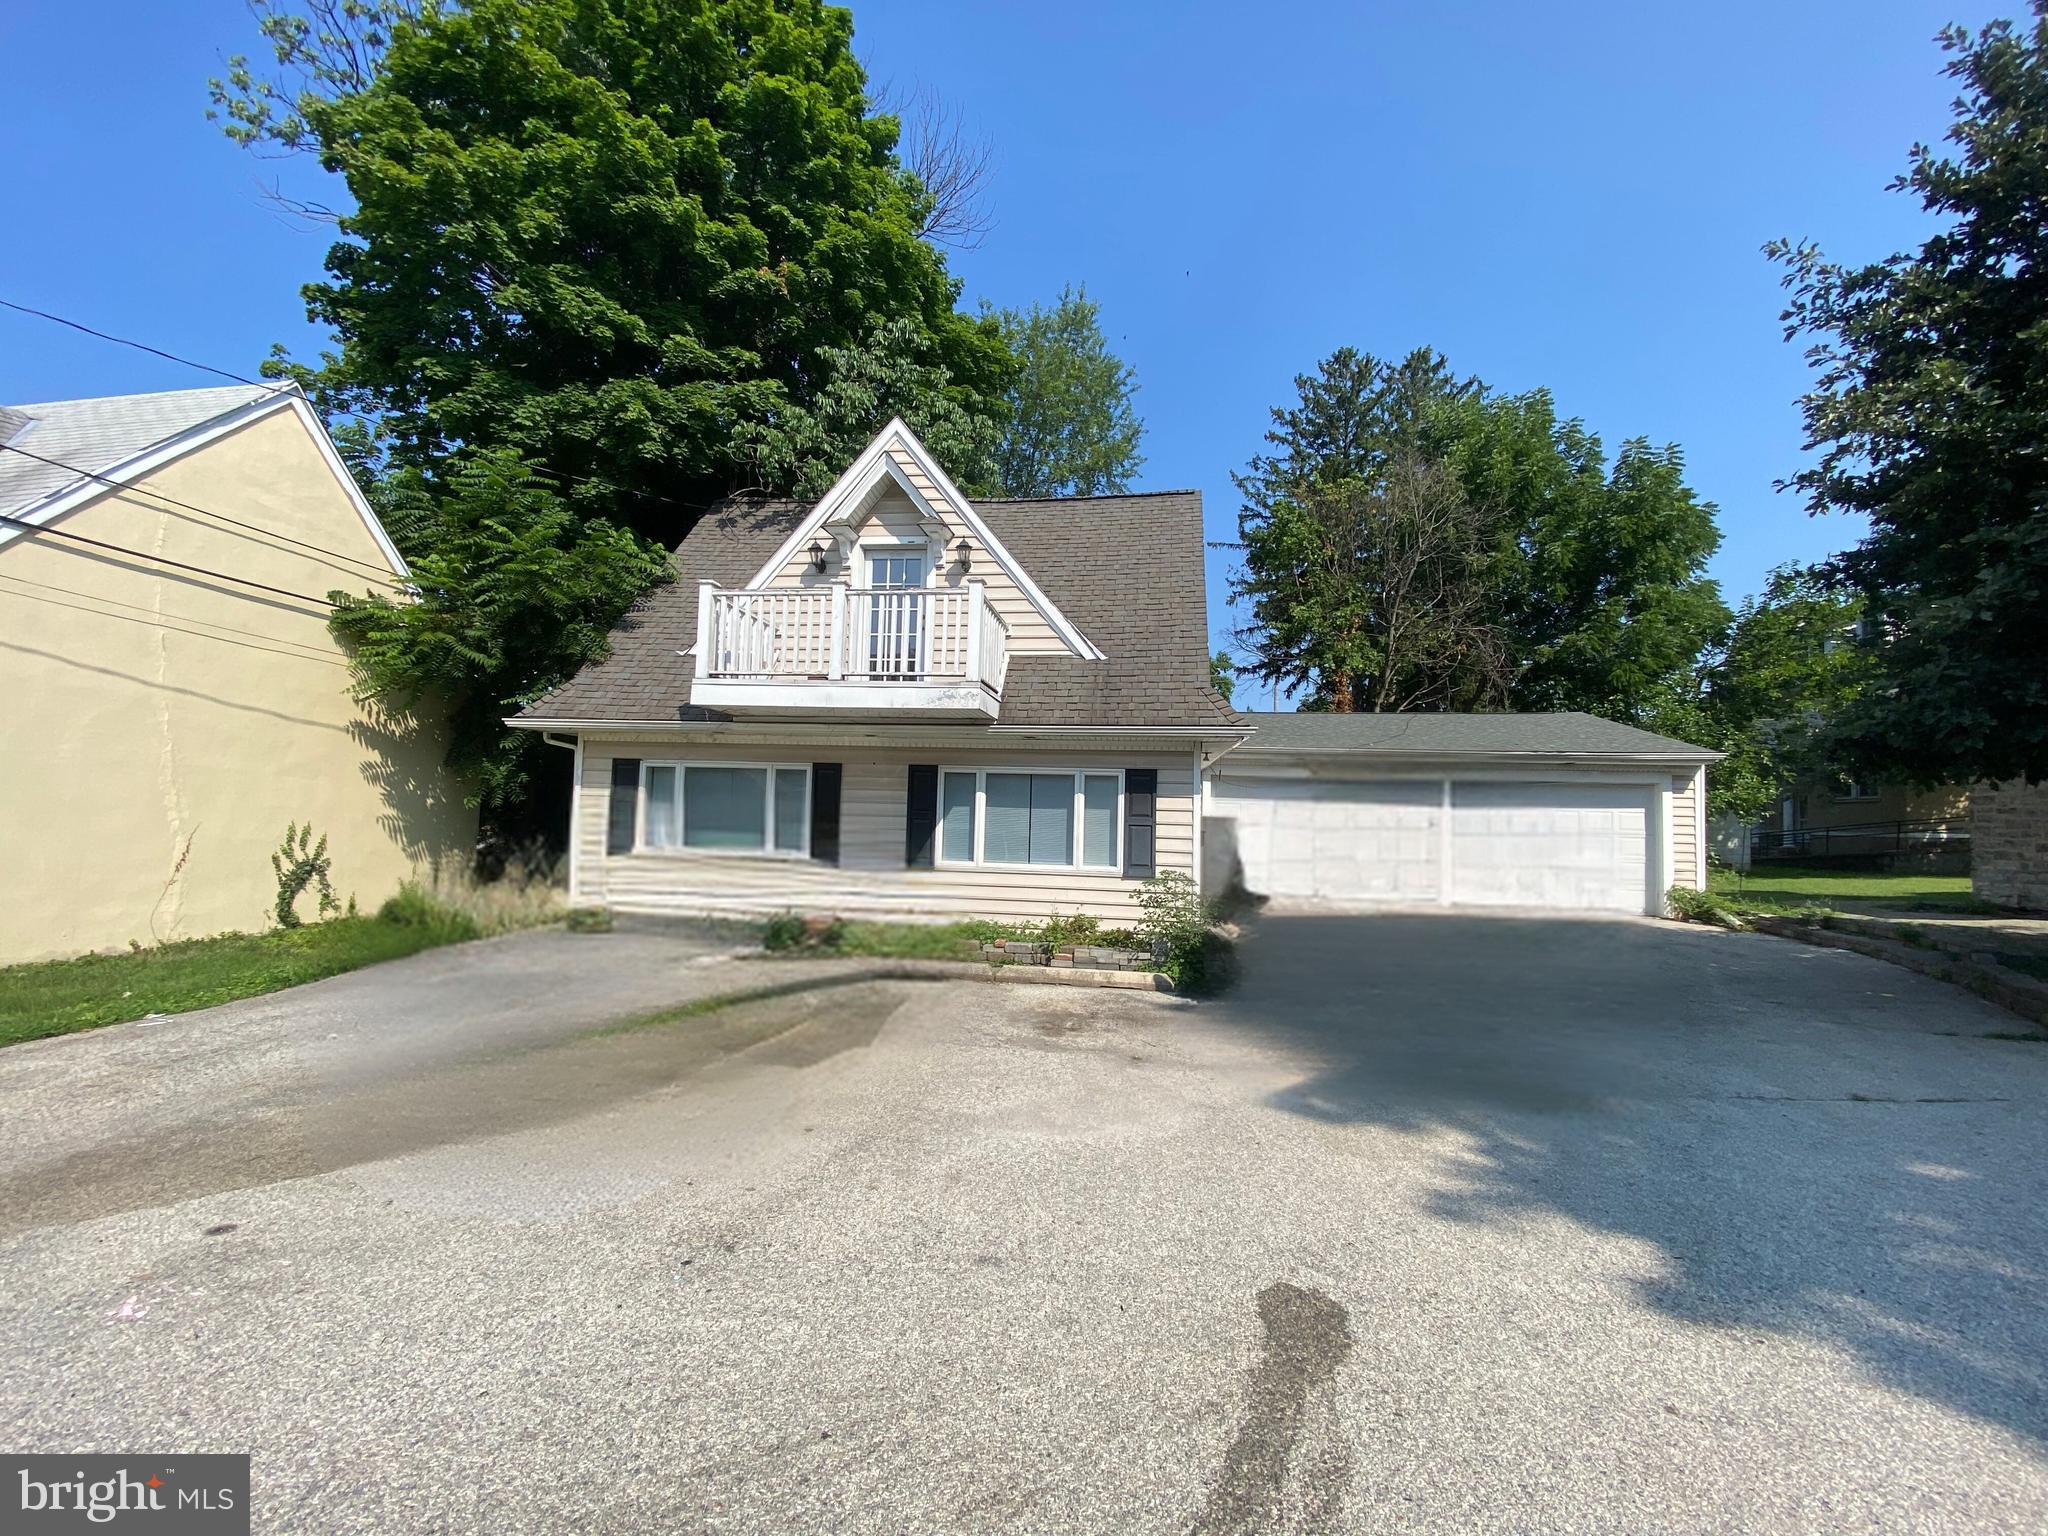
[[1212, 910, 2048, 1446]]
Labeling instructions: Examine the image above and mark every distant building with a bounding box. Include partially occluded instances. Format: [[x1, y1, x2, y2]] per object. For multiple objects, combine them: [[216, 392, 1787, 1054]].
[[1747, 776, 1970, 871]]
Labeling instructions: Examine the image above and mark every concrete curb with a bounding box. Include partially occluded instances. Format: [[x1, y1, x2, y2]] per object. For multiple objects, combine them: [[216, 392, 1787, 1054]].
[[739, 954, 1178, 994], [1748, 915, 2048, 1029]]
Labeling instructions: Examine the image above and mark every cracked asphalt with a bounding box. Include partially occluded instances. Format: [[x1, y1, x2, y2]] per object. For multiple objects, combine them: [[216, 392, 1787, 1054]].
[[3, 911, 2046, 1532]]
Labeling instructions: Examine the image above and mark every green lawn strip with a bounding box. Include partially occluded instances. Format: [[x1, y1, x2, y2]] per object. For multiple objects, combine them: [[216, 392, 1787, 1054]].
[[1708, 864, 1988, 917], [834, 920, 1004, 960], [0, 918, 474, 1047]]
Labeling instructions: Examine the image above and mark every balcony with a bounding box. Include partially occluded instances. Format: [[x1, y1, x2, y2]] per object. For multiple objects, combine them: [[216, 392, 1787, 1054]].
[[688, 581, 1010, 719]]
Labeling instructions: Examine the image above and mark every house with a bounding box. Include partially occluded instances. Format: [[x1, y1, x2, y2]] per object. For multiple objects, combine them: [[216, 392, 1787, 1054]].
[[1207, 713, 1715, 914], [516, 420, 1717, 923], [1748, 777, 1969, 868], [0, 384, 475, 962], [512, 420, 1239, 922]]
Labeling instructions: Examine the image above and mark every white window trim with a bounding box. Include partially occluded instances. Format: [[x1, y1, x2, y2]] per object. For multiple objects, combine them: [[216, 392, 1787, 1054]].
[[637, 760, 812, 859], [858, 538, 933, 587], [936, 766, 1124, 873]]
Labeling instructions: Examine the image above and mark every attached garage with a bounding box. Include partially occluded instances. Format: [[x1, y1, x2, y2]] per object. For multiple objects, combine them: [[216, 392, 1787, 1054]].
[[1205, 713, 1716, 918]]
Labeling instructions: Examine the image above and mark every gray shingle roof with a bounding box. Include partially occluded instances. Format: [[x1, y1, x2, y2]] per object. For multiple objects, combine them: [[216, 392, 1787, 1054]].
[[0, 384, 281, 518], [1232, 710, 1719, 760], [522, 489, 1240, 731]]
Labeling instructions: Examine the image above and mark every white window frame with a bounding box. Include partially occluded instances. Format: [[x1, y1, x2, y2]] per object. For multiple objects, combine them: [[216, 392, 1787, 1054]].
[[858, 537, 932, 588], [936, 766, 1124, 873], [637, 761, 811, 859], [1839, 780, 1880, 802]]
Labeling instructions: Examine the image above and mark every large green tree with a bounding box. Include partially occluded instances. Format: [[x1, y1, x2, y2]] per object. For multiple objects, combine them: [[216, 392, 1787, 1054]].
[[218, 0, 1009, 532], [1770, 4, 2048, 785], [1231, 348, 1727, 720], [986, 285, 1144, 497], [1701, 565, 1873, 821], [329, 452, 671, 810], [1449, 388, 1728, 729]]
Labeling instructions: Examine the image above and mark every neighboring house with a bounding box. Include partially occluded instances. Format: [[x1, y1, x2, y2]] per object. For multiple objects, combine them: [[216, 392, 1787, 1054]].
[[1208, 713, 1715, 915], [0, 385, 475, 962], [517, 420, 1716, 923], [1749, 777, 1969, 861]]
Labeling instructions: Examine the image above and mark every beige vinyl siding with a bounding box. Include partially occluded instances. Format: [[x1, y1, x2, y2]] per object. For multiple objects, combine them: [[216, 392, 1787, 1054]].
[[573, 738, 1193, 921], [1670, 770, 1703, 891], [761, 478, 1068, 656]]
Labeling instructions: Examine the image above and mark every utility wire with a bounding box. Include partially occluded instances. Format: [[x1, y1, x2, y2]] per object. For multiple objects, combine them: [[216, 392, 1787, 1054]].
[[0, 508, 363, 607], [0, 440, 404, 587], [0, 294, 732, 519], [0, 297, 281, 394]]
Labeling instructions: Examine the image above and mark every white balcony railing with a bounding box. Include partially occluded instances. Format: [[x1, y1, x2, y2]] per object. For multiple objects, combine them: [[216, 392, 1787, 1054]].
[[694, 581, 1008, 695]]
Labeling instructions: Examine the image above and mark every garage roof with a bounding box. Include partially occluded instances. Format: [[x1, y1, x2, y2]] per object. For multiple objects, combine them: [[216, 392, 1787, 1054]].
[[1234, 711, 1720, 761]]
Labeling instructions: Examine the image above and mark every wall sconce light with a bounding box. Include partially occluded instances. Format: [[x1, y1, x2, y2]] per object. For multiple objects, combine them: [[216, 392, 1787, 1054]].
[[954, 537, 972, 573], [808, 539, 828, 574]]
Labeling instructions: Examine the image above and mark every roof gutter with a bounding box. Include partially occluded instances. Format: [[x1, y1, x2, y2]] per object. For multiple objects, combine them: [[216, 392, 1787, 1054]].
[[1229, 745, 1723, 766], [505, 718, 1256, 758]]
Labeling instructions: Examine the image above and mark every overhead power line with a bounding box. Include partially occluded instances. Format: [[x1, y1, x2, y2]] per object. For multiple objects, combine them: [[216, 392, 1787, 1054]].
[[0, 297, 285, 394], [0, 508, 359, 608], [0, 294, 731, 520], [0, 439, 403, 587]]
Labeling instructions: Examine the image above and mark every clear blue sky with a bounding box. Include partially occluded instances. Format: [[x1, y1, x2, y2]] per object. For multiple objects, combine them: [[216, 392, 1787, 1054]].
[[0, 0, 1998, 700]]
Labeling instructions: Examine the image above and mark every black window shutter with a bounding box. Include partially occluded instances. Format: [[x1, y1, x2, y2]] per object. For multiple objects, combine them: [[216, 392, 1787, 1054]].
[[905, 764, 938, 868], [811, 763, 842, 865], [607, 758, 641, 855], [1124, 768, 1157, 877]]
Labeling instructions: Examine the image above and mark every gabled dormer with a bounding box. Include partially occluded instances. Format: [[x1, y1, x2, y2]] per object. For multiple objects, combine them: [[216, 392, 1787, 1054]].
[[688, 420, 1098, 719]]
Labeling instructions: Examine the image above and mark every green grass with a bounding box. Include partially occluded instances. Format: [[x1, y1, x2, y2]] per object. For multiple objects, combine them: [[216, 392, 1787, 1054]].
[[0, 917, 477, 1048], [1709, 863, 1992, 917]]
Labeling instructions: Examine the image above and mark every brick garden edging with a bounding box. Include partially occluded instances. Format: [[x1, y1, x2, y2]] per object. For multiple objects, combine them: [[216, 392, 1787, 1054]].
[[974, 939, 1169, 973]]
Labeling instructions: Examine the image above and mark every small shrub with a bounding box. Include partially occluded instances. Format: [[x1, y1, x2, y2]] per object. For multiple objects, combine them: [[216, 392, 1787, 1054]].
[[762, 911, 806, 951], [271, 822, 338, 929], [761, 912, 846, 952], [1665, 885, 1719, 922], [1134, 870, 1219, 988], [1039, 912, 1101, 951], [1666, 886, 1746, 930], [565, 906, 614, 934]]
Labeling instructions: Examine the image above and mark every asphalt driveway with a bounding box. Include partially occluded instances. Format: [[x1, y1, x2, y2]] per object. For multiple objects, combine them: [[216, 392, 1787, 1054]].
[[2, 912, 2045, 1532]]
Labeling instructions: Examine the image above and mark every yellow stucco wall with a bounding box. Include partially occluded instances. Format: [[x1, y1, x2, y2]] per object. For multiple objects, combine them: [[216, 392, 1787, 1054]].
[[0, 404, 475, 962]]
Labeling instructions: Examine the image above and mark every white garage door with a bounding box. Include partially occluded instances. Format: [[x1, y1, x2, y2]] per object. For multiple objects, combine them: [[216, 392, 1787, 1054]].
[[1211, 777, 1443, 904], [1211, 775, 1653, 915], [1447, 782, 1649, 914]]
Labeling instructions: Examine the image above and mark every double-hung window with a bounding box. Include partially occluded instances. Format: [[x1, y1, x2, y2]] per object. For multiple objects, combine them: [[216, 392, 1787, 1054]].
[[641, 763, 809, 856], [937, 768, 1121, 870]]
